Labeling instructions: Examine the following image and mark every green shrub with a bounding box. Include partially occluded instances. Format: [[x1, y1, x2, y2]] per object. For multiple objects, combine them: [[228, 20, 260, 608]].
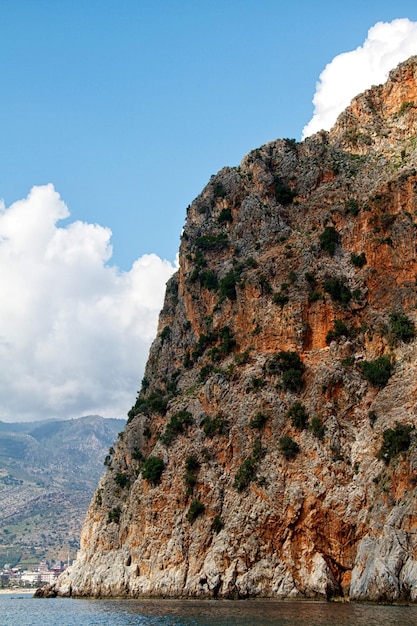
[[95, 489, 102, 507], [326, 319, 349, 343], [233, 439, 264, 491], [345, 199, 360, 216], [142, 457, 165, 484], [282, 369, 304, 392], [279, 435, 300, 460], [244, 256, 258, 269], [249, 412, 268, 429], [199, 270, 219, 291], [132, 387, 169, 417], [219, 270, 237, 300], [390, 312, 415, 343], [132, 448, 143, 461], [233, 456, 257, 491], [284, 245, 293, 259], [114, 473, 130, 489], [140, 377, 150, 393], [305, 272, 317, 287], [185, 454, 200, 472], [287, 402, 309, 429], [267, 350, 305, 392], [275, 177, 296, 205], [189, 250, 207, 284], [399, 100, 416, 115], [288, 271, 297, 284], [218, 326, 237, 356], [310, 416, 325, 440], [201, 447, 211, 460], [350, 252, 367, 268], [203, 413, 227, 437], [199, 364, 214, 383], [160, 326, 171, 342], [250, 376, 265, 390], [211, 515, 224, 534], [252, 438, 265, 461], [259, 274, 273, 295], [324, 276, 352, 306], [160, 410, 193, 445], [369, 410, 378, 427], [108, 506, 122, 524], [193, 331, 217, 360], [267, 350, 304, 374], [195, 233, 229, 251], [309, 290, 323, 303], [217, 207, 233, 224], [186, 499, 205, 523], [361, 356, 393, 388], [377, 423, 413, 465], [165, 373, 179, 397], [380, 213, 396, 230], [319, 226, 339, 256], [234, 349, 251, 365], [273, 291, 289, 306], [183, 352, 193, 369], [213, 181, 227, 198], [209, 346, 221, 363], [379, 236, 393, 246], [184, 455, 200, 492]]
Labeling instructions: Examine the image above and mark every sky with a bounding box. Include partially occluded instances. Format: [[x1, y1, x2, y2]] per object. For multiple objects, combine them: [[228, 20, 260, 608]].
[[2, 1, 417, 422]]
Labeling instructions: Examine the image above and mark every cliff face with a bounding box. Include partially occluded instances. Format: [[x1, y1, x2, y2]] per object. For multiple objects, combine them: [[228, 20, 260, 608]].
[[50, 57, 417, 602]]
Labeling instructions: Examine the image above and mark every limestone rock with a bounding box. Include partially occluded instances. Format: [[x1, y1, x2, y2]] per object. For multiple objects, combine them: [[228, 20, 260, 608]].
[[43, 56, 417, 602]]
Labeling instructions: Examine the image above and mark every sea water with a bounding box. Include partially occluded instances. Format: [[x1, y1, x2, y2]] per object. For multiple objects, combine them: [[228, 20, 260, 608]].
[[2, 593, 417, 625]]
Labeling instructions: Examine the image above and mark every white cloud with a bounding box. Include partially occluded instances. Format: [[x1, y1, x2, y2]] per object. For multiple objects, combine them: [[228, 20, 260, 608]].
[[0, 184, 176, 422], [302, 18, 417, 139]]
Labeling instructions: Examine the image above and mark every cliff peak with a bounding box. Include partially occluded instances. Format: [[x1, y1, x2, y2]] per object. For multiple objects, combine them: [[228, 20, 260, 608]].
[[329, 54, 417, 152]]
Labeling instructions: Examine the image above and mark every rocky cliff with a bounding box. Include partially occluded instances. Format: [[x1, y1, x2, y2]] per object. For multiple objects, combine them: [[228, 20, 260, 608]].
[[45, 57, 417, 602]]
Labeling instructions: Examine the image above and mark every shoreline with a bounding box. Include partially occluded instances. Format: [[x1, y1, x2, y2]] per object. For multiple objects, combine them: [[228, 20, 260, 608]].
[[0, 588, 36, 595]]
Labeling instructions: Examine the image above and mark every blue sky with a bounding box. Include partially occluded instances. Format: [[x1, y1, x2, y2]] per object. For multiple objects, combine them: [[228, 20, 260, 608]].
[[2, 0, 417, 270], [2, 2, 417, 422]]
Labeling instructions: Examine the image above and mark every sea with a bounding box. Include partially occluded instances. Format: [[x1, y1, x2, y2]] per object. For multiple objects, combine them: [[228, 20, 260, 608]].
[[2, 593, 417, 626]]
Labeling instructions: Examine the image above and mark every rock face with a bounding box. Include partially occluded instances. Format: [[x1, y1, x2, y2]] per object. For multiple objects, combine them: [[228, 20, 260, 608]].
[[49, 57, 417, 602]]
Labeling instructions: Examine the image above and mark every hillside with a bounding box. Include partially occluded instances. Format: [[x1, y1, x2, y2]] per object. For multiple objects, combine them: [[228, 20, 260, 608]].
[[0, 415, 125, 568], [47, 57, 417, 602]]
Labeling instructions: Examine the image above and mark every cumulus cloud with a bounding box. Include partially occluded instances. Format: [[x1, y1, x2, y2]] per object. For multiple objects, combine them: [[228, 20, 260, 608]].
[[302, 18, 417, 139], [0, 184, 176, 422]]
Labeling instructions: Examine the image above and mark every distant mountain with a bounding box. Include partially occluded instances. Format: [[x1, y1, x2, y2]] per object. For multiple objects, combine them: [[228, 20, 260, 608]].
[[0, 415, 124, 568]]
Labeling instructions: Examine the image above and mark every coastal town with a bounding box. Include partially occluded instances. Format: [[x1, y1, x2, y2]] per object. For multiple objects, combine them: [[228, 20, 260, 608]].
[[0, 560, 69, 591], [0, 414, 124, 597]]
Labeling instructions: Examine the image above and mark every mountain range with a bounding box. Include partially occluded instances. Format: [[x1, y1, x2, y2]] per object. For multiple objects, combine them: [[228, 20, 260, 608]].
[[0, 415, 125, 568]]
